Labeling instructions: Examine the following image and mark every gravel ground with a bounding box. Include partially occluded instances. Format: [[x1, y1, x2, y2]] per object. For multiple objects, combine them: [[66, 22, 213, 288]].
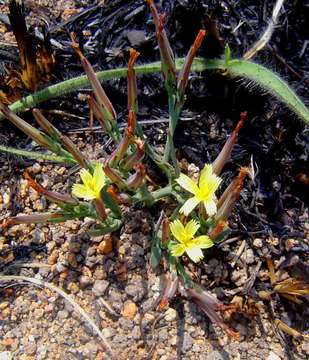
[[0, 154, 308, 360]]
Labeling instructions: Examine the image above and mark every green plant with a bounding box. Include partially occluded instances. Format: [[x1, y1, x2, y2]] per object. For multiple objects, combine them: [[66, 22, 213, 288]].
[[2, 0, 303, 339]]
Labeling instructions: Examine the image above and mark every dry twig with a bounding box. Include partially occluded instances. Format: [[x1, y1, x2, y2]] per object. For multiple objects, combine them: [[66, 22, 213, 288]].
[[244, 0, 285, 60], [0, 275, 114, 358]]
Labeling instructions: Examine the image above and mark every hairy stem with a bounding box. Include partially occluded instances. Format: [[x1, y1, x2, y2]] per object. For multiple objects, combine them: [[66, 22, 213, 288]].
[[0, 145, 75, 163], [1, 58, 308, 125]]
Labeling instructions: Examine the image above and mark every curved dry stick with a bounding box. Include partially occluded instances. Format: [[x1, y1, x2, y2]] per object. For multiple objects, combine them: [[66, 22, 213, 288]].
[[243, 0, 285, 59], [0, 275, 114, 358]]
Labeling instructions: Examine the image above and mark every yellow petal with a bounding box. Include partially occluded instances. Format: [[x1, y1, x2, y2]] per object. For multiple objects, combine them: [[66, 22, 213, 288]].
[[170, 219, 185, 242], [170, 243, 186, 257], [199, 164, 222, 195], [199, 164, 212, 186], [72, 184, 96, 200], [203, 199, 217, 216], [179, 197, 200, 216], [186, 246, 204, 263], [80, 168, 93, 187], [184, 219, 199, 239], [176, 173, 199, 195], [194, 235, 214, 249], [93, 163, 105, 192]]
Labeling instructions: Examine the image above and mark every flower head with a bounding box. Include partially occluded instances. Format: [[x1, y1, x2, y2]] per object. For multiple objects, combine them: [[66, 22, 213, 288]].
[[72, 163, 105, 200], [176, 164, 222, 216], [169, 219, 213, 263]]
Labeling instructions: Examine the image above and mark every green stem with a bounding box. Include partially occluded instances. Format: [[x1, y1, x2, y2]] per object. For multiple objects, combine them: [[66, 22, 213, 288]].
[[1, 58, 309, 125], [0, 145, 75, 163], [0, 58, 217, 121], [151, 185, 173, 201]]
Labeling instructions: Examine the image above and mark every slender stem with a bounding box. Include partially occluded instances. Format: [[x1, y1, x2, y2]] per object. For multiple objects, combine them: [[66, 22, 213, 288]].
[[2, 57, 308, 125], [151, 185, 173, 201], [0, 58, 225, 121], [0, 144, 75, 163]]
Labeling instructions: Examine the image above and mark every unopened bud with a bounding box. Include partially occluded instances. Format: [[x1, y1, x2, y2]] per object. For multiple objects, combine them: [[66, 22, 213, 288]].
[[177, 30, 206, 93], [24, 172, 78, 205], [126, 163, 146, 189], [127, 48, 139, 112], [212, 112, 247, 175], [70, 33, 116, 123]]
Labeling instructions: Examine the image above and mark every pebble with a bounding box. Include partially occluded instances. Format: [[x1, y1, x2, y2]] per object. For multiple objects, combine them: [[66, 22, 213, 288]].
[[182, 333, 193, 352], [118, 318, 134, 330], [58, 310, 69, 319], [48, 249, 59, 265], [78, 275, 93, 287], [253, 238, 263, 248], [126, 29, 147, 47], [267, 351, 281, 360], [242, 248, 255, 265], [231, 268, 247, 287], [122, 301, 137, 320], [302, 341, 309, 354], [164, 307, 177, 322], [67, 282, 79, 294], [31, 163, 42, 174], [101, 328, 115, 339], [0, 302, 9, 310], [0, 352, 12, 360], [92, 280, 109, 296], [202, 350, 230, 360], [124, 280, 145, 301], [97, 235, 113, 254], [24, 341, 37, 356], [56, 167, 66, 175], [131, 326, 141, 340], [36, 345, 48, 360], [93, 266, 106, 280], [170, 335, 177, 346]]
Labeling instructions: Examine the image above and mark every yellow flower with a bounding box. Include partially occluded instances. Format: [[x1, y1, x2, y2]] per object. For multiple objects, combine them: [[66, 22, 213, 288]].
[[176, 164, 222, 216], [72, 163, 105, 200], [169, 219, 214, 263]]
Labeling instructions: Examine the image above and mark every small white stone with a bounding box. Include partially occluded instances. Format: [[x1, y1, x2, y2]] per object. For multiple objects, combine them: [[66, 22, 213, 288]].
[[32, 163, 42, 174], [267, 351, 281, 360], [253, 238, 263, 248], [164, 307, 177, 322], [0, 352, 12, 360]]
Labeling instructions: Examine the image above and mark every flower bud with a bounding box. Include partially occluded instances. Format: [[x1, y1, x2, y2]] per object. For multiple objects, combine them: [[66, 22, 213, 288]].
[[212, 112, 247, 175], [104, 164, 127, 188], [107, 185, 130, 204], [109, 128, 133, 166], [24, 172, 78, 205], [157, 276, 179, 311], [121, 138, 145, 171], [161, 217, 170, 245], [126, 163, 146, 189], [209, 220, 228, 240], [127, 48, 139, 112], [32, 109, 60, 139], [186, 286, 240, 339], [70, 33, 116, 124], [59, 135, 89, 169], [87, 95, 112, 133], [0, 104, 55, 151], [177, 30, 206, 93], [216, 167, 249, 221], [1, 213, 64, 228], [146, 0, 176, 81], [94, 198, 107, 221]]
